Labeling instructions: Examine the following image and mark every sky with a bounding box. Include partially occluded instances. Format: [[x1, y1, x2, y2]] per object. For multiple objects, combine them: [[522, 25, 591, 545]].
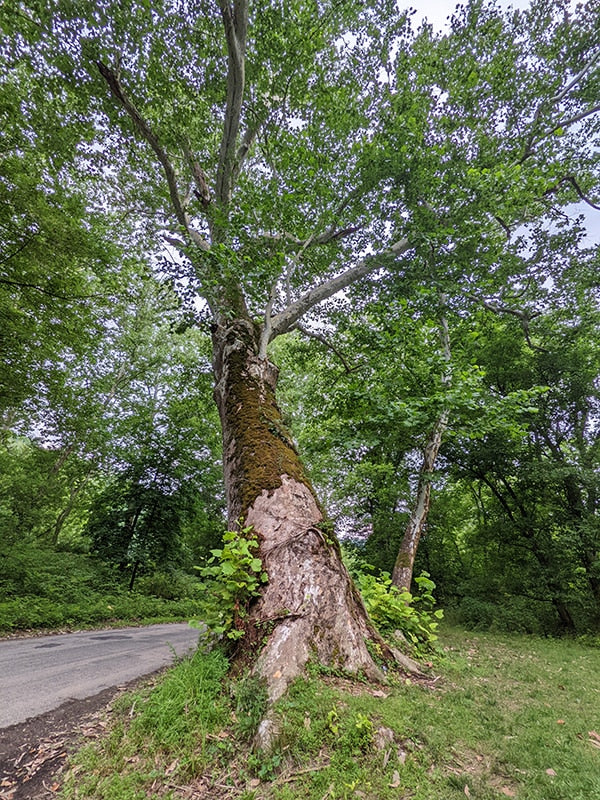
[[407, 0, 577, 29]]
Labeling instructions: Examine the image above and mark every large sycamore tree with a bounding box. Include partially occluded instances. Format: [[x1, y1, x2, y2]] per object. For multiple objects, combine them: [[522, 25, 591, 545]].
[[4, 0, 599, 706]]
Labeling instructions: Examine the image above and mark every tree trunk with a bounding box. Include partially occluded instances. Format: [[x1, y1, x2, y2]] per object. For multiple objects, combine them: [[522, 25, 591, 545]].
[[211, 318, 414, 731], [391, 409, 449, 591], [392, 308, 451, 592]]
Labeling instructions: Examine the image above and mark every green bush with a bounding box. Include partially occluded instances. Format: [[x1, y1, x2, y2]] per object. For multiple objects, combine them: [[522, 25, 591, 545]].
[[342, 545, 443, 656], [456, 595, 554, 634], [135, 570, 201, 601], [0, 543, 202, 632]]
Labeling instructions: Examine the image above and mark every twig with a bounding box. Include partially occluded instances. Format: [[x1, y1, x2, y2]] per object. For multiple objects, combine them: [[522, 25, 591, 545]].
[[294, 323, 355, 374]]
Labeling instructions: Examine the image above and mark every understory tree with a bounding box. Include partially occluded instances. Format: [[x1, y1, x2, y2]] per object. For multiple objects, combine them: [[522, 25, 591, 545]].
[[4, 0, 599, 716], [443, 279, 600, 632]]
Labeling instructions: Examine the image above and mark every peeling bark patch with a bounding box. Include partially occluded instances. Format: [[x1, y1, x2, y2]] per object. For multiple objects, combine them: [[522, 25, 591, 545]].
[[246, 477, 385, 705]]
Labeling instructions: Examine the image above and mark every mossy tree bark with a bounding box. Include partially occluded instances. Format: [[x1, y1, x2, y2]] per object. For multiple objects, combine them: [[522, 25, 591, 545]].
[[212, 317, 410, 713]]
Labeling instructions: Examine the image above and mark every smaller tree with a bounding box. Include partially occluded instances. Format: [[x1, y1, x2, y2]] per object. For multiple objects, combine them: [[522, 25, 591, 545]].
[[87, 470, 196, 589]]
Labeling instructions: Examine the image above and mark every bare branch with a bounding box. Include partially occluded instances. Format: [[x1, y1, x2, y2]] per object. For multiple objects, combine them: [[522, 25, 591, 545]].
[[0, 232, 38, 267], [521, 49, 600, 161], [183, 141, 211, 208], [269, 238, 411, 341], [552, 102, 600, 132], [550, 50, 600, 105], [232, 114, 265, 186], [314, 225, 363, 244], [98, 62, 185, 226], [0, 277, 99, 300], [216, 0, 248, 205], [543, 175, 600, 211], [163, 235, 187, 249], [493, 214, 512, 239], [258, 279, 280, 359], [469, 294, 548, 352]]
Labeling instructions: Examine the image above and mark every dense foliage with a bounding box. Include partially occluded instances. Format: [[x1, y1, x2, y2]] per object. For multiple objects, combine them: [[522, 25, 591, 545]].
[[1, 0, 599, 637]]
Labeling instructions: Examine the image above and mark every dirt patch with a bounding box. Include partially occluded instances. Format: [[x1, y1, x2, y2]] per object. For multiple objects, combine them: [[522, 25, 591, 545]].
[[0, 675, 160, 800]]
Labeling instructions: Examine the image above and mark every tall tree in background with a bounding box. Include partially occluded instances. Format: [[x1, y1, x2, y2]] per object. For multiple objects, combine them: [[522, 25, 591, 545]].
[[3, 0, 599, 711]]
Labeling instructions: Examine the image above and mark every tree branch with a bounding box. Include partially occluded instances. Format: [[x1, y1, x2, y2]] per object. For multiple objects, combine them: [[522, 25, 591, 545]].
[[0, 232, 38, 267], [216, 0, 248, 205], [469, 294, 548, 352], [544, 175, 600, 211], [0, 277, 99, 300], [268, 238, 411, 341], [294, 323, 355, 373], [550, 50, 600, 105], [521, 49, 600, 162], [552, 102, 600, 132], [97, 61, 210, 251]]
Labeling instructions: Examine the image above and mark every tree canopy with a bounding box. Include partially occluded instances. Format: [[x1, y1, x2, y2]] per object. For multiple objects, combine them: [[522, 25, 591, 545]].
[[2, 0, 600, 700]]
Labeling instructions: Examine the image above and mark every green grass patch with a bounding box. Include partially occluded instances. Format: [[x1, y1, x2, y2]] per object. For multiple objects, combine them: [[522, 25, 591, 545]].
[[58, 626, 600, 800]]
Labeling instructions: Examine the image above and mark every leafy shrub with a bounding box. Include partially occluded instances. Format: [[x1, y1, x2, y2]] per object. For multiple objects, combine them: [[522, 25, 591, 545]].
[[357, 571, 443, 655], [457, 595, 553, 634], [0, 543, 202, 632], [135, 570, 201, 601], [194, 526, 268, 640], [343, 546, 443, 656]]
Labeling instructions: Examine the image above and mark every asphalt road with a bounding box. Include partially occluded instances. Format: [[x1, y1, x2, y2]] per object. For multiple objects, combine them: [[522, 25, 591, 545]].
[[0, 623, 200, 728]]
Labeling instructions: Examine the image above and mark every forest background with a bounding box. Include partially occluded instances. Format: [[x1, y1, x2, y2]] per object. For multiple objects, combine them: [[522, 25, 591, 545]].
[[1, 0, 599, 647]]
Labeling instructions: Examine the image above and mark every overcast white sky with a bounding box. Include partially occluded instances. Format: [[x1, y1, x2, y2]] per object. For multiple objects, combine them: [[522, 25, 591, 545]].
[[406, 0, 575, 30]]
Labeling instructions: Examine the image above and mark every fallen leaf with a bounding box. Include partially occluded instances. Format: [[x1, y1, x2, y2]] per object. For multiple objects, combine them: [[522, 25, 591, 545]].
[[165, 759, 179, 775], [500, 788, 516, 797], [249, 778, 260, 788], [464, 785, 471, 797], [546, 768, 557, 776], [388, 770, 401, 788], [556, 720, 565, 725]]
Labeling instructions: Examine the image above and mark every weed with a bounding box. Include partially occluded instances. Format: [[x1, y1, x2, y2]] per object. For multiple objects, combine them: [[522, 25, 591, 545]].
[[194, 526, 268, 641], [231, 673, 268, 741]]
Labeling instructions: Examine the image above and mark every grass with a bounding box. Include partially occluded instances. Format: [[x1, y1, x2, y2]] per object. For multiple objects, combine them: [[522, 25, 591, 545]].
[[57, 626, 600, 800]]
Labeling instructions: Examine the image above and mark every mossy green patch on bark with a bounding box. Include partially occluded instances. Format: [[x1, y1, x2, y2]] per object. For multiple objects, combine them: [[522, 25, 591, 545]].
[[214, 319, 314, 522]]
